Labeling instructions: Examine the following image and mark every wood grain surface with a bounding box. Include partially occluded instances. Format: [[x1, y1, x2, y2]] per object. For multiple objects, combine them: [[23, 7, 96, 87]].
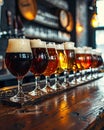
[[0, 76, 104, 130]]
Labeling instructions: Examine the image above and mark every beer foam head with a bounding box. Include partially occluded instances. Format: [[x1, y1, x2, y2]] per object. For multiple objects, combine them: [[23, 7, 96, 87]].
[[64, 41, 75, 49], [30, 39, 46, 48], [92, 49, 97, 55], [74, 47, 84, 54], [83, 46, 92, 54], [56, 44, 64, 50], [93, 49, 102, 56], [6, 38, 32, 53], [46, 42, 56, 49]]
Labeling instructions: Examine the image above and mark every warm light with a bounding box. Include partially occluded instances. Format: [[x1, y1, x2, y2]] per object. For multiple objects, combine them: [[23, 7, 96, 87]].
[[59, 53, 68, 70], [0, 0, 3, 5], [91, 13, 98, 28], [18, 0, 37, 21], [76, 23, 83, 33], [23, 12, 36, 21]]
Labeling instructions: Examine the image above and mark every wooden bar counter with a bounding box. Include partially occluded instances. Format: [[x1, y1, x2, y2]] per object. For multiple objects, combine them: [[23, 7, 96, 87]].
[[0, 76, 104, 130]]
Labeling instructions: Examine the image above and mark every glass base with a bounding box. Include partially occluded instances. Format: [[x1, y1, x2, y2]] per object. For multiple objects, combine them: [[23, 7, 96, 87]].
[[52, 83, 64, 91], [76, 78, 84, 84], [62, 81, 70, 88], [29, 88, 46, 97], [70, 79, 79, 85], [42, 85, 55, 94], [10, 94, 32, 103]]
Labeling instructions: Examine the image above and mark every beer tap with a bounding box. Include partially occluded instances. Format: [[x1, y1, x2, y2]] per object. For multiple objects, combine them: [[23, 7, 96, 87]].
[[0, 0, 4, 38], [6, 10, 13, 38], [13, 16, 18, 38]]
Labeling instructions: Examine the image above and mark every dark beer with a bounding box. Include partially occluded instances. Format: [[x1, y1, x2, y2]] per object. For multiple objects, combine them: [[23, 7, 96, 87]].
[[5, 38, 32, 102], [5, 39, 32, 78], [30, 48, 49, 75], [97, 54, 103, 67], [5, 53, 32, 78], [91, 54, 98, 68], [30, 39, 49, 76], [29, 39, 49, 96]]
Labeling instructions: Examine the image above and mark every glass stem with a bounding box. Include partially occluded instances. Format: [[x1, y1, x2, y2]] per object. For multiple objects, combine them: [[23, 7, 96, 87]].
[[45, 76, 48, 85], [85, 70, 88, 80], [55, 74, 58, 84], [64, 71, 67, 83], [64, 70, 69, 83], [35, 76, 40, 89], [17, 78, 24, 96], [80, 70, 83, 81], [73, 71, 77, 84], [91, 67, 93, 78], [45, 76, 50, 86]]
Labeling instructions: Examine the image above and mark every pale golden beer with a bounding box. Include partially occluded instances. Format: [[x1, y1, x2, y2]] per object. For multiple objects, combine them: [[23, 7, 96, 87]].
[[55, 44, 68, 75], [64, 42, 76, 72]]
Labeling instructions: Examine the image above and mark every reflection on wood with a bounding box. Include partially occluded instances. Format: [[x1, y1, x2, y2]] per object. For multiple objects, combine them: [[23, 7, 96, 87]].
[[0, 77, 104, 129]]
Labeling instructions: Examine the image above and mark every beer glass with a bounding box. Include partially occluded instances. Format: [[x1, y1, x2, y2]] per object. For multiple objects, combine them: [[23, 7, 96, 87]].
[[29, 39, 49, 96], [97, 52, 103, 67], [90, 49, 98, 78], [82, 47, 92, 69], [91, 50, 98, 68], [43, 42, 58, 93], [82, 47, 92, 80], [5, 38, 32, 103], [75, 47, 84, 82], [52, 44, 68, 90], [69, 47, 78, 85], [92, 50, 103, 77], [97, 51, 103, 77], [63, 42, 76, 87]]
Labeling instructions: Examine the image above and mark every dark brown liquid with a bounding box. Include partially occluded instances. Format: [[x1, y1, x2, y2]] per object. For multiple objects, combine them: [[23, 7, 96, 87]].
[[30, 48, 49, 75], [5, 53, 32, 78], [43, 48, 58, 76], [97, 55, 103, 67], [91, 54, 98, 68]]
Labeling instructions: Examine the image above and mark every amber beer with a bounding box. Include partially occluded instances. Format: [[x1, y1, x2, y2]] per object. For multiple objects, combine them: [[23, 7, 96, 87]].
[[80, 47, 92, 69], [64, 42, 76, 72], [75, 47, 84, 71], [30, 39, 48, 75], [5, 39, 32, 78], [43, 43, 58, 76], [55, 44, 68, 74]]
